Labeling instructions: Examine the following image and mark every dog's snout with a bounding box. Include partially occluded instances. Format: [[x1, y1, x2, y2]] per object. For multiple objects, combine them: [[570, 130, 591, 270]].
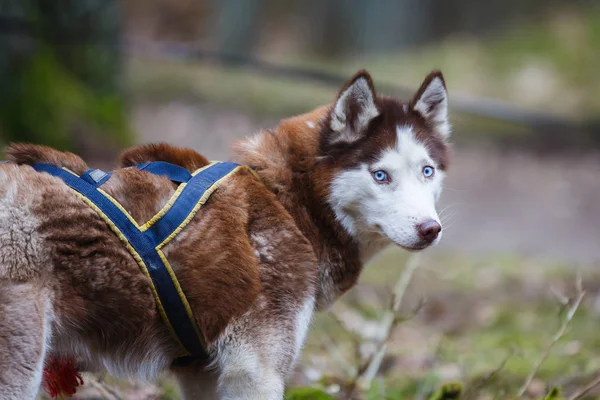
[[417, 220, 441, 243]]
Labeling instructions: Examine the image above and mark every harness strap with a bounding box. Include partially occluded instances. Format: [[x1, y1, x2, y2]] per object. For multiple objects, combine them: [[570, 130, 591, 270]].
[[31, 161, 245, 360], [136, 161, 192, 184], [143, 162, 241, 245], [80, 169, 111, 186]]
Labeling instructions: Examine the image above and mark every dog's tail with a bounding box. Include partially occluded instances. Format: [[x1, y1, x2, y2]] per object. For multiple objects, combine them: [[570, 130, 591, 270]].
[[5, 143, 89, 175], [119, 143, 210, 172]]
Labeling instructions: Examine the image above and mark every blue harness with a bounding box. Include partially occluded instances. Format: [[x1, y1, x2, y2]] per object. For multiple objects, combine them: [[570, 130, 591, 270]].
[[32, 160, 250, 361]]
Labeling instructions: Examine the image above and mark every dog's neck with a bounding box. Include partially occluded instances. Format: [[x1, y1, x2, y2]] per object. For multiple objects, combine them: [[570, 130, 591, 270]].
[[233, 106, 386, 309]]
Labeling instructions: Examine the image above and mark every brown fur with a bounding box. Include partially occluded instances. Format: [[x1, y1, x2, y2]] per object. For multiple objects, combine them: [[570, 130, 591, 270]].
[[120, 142, 210, 171], [6, 143, 89, 175]]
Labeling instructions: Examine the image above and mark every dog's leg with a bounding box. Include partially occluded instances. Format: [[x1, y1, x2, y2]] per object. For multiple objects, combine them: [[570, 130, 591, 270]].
[[217, 343, 285, 400], [214, 296, 315, 400], [175, 366, 219, 400], [0, 281, 52, 400]]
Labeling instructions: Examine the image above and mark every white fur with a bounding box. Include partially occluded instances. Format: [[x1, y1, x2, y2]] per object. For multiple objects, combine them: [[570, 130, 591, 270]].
[[328, 126, 444, 251], [413, 77, 451, 138], [251, 232, 277, 262], [0, 172, 49, 281], [330, 77, 379, 143], [237, 132, 265, 158], [212, 309, 286, 400], [306, 121, 316, 129], [51, 325, 173, 382], [196, 293, 315, 400], [293, 296, 314, 363], [217, 342, 282, 400], [102, 336, 172, 381], [25, 298, 53, 400]]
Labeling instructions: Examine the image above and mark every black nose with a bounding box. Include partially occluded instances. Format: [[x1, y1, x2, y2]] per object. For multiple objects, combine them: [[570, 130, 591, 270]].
[[417, 220, 441, 243]]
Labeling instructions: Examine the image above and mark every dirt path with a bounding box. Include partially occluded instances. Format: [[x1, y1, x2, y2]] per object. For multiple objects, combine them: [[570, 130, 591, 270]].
[[133, 102, 600, 264]]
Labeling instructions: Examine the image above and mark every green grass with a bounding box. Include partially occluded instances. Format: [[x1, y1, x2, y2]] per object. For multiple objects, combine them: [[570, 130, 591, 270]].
[[294, 249, 600, 399]]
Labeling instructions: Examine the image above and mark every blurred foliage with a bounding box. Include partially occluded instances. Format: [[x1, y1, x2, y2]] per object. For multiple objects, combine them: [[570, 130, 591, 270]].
[[285, 381, 464, 400], [540, 387, 564, 400], [127, 3, 600, 156], [270, 3, 600, 120], [0, 0, 132, 151], [285, 387, 337, 400], [357, 4, 600, 119], [295, 248, 600, 399], [428, 382, 463, 400], [0, 48, 130, 150], [124, 0, 589, 58]]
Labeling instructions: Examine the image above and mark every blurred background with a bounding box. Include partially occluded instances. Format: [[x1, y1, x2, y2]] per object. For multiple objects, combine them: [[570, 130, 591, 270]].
[[2, 0, 600, 399]]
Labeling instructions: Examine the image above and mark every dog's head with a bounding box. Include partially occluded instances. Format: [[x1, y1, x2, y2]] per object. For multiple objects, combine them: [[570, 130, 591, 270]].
[[321, 70, 450, 253]]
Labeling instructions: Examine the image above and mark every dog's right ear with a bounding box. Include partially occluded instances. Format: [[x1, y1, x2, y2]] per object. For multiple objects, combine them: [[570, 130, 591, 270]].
[[411, 70, 450, 138], [328, 70, 379, 144]]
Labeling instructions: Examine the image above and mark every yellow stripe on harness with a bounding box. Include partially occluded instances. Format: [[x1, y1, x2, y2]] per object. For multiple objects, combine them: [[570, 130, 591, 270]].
[[35, 161, 254, 359]]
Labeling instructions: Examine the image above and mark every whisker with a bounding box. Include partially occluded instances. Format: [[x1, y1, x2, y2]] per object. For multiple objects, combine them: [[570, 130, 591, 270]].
[[441, 185, 465, 193]]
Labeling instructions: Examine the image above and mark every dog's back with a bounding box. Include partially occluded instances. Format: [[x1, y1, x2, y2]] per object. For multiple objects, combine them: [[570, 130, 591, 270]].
[[0, 143, 88, 282], [0, 142, 316, 392]]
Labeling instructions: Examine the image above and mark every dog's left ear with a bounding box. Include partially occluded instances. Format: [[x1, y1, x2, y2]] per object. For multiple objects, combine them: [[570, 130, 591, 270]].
[[329, 70, 379, 143], [412, 70, 450, 138]]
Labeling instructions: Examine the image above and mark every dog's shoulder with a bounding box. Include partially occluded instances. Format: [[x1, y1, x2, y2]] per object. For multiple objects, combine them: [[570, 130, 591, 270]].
[[277, 104, 331, 135], [5, 143, 89, 175], [120, 143, 210, 172]]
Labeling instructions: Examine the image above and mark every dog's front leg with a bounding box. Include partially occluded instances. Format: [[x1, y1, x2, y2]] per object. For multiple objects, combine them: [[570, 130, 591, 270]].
[[175, 349, 285, 400], [217, 351, 285, 400], [210, 296, 314, 400], [175, 366, 220, 400]]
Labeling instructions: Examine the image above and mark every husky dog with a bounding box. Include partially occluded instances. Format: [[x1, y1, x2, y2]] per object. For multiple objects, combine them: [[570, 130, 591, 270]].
[[0, 69, 449, 399]]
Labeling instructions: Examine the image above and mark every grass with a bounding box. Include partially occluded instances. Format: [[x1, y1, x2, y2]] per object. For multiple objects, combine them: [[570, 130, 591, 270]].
[[292, 249, 600, 399]]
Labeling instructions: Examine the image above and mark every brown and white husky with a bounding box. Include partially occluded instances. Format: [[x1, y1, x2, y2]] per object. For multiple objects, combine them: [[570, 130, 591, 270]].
[[0, 69, 450, 399]]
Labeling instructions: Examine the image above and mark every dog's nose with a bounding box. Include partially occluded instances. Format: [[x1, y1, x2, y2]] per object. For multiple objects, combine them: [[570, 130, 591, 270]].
[[417, 220, 441, 243]]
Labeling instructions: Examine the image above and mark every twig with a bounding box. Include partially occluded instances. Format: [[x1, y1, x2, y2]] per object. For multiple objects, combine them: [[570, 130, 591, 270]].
[[355, 253, 422, 391], [517, 275, 585, 398], [330, 304, 376, 340], [464, 349, 515, 400], [415, 335, 445, 400], [568, 374, 600, 400], [322, 332, 357, 378]]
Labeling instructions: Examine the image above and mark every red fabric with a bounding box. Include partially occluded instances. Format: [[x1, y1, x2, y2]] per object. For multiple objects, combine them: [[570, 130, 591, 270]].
[[42, 355, 84, 399]]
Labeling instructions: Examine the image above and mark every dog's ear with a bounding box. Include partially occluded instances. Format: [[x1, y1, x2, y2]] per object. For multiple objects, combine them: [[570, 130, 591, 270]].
[[328, 70, 379, 143], [412, 70, 450, 138]]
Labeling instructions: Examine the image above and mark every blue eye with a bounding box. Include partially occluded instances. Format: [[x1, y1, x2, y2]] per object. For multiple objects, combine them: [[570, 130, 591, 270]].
[[423, 166, 435, 178], [372, 170, 389, 183]]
